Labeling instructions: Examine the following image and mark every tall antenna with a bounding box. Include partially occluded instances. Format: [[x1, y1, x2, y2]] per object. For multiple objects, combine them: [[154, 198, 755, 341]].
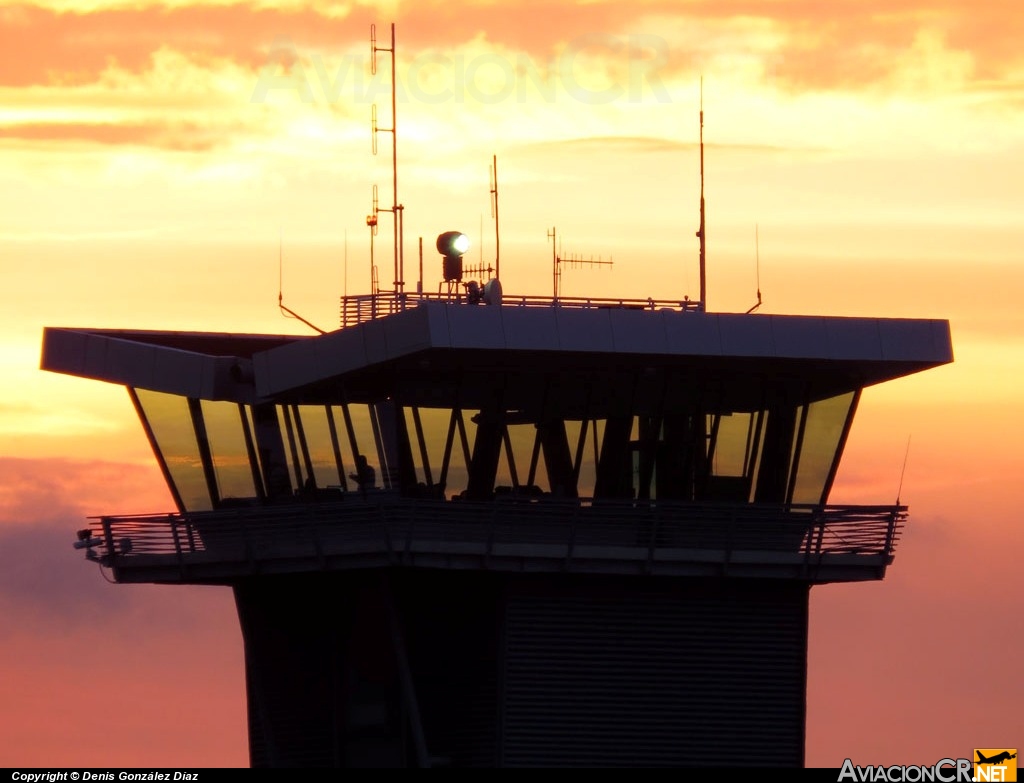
[[548, 227, 557, 298], [490, 154, 500, 279], [696, 75, 707, 312], [371, 23, 404, 301]]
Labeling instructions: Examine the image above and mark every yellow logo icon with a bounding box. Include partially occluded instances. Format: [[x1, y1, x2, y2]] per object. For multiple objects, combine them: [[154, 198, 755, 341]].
[[974, 749, 1017, 782]]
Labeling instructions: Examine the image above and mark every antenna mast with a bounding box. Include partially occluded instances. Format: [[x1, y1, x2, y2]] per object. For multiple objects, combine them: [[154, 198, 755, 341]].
[[490, 155, 500, 279], [371, 23, 404, 302], [697, 75, 706, 312], [366, 184, 379, 295], [548, 227, 557, 299]]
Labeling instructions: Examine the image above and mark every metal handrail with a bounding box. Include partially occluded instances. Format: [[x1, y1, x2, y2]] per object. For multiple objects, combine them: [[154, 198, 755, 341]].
[[340, 291, 703, 328], [86, 499, 906, 577]]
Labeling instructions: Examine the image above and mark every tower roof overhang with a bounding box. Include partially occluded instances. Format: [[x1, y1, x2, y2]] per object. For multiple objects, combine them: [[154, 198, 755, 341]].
[[41, 304, 953, 409]]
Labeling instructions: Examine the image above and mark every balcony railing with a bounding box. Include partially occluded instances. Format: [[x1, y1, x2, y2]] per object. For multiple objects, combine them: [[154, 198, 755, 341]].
[[81, 497, 906, 584], [340, 292, 703, 328]]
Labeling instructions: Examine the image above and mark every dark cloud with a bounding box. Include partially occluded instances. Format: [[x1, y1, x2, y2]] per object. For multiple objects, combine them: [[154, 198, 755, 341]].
[[0, 519, 233, 637], [0, 457, 220, 636]]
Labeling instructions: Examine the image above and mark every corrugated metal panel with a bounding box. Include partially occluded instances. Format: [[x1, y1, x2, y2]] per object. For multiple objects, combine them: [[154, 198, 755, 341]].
[[501, 578, 807, 767]]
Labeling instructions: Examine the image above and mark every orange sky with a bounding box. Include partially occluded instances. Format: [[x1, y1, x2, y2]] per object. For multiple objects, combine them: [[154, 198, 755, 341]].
[[1, 0, 1022, 768]]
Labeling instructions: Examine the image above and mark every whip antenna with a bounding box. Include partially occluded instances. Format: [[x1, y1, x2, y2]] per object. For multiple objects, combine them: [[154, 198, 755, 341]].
[[896, 435, 912, 505], [746, 224, 763, 313]]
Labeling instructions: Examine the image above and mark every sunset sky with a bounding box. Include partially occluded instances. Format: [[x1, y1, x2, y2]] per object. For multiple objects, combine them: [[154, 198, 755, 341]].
[[1, 0, 1022, 768]]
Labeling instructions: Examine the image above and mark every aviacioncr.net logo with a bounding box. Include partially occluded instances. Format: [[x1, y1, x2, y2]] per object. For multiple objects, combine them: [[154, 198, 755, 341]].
[[973, 749, 1017, 782]]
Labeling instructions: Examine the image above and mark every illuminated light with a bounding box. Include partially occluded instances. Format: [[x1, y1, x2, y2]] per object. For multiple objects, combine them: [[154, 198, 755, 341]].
[[437, 231, 471, 283], [436, 231, 470, 257]]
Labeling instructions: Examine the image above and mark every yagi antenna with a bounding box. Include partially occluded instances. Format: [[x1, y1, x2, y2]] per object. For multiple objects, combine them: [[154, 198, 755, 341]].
[[746, 224, 763, 314], [548, 226, 612, 299], [278, 231, 326, 334]]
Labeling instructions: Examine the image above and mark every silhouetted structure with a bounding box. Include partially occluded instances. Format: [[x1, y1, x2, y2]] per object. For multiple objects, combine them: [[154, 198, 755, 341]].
[[43, 292, 951, 767]]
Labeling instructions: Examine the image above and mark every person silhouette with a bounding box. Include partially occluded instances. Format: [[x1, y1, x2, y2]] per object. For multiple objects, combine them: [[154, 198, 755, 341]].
[[349, 454, 376, 491]]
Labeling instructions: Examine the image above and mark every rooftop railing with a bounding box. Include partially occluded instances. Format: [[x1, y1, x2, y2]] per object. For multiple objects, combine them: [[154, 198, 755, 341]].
[[340, 292, 703, 329], [81, 497, 906, 584]]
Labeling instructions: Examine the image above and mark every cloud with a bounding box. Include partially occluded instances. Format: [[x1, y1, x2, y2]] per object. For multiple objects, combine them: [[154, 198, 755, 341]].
[[0, 457, 190, 634], [1, 0, 1020, 96], [1, 0, 1020, 162], [0, 3, 367, 87], [0, 455, 246, 766], [0, 457, 173, 524], [0, 120, 234, 150], [518, 135, 811, 155], [0, 517, 186, 632]]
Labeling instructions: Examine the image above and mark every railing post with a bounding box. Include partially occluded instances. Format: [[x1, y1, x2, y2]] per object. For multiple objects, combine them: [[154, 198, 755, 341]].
[[101, 517, 117, 567], [883, 506, 899, 558], [182, 513, 197, 553], [169, 516, 186, 578], [805, 508, 822, 579], [814, 509, 826, 556]]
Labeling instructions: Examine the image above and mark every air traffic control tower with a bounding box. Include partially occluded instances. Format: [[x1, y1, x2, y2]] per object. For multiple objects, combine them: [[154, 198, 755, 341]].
[[42, 278, 952, 766]]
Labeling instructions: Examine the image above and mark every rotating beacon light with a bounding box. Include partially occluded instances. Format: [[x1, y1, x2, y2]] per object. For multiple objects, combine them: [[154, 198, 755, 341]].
[[437, 231, 470, 282]]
